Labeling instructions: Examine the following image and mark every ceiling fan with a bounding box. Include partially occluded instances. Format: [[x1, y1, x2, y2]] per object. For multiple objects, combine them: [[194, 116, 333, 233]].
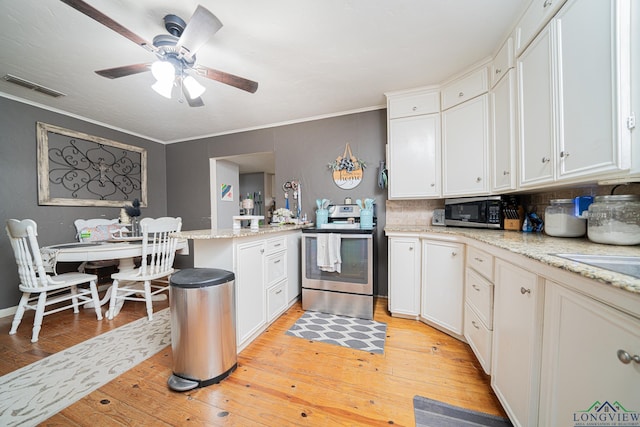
[[60, 0, 258, 107]]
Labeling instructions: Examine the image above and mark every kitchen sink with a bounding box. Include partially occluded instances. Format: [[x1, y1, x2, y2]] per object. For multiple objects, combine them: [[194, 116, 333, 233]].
[[553, 253, 640, 279]]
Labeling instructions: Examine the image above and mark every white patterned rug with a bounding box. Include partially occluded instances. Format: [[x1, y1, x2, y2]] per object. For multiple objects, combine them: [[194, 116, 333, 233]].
[[0, 309, 171, 427], [285, 311, 387, 354]]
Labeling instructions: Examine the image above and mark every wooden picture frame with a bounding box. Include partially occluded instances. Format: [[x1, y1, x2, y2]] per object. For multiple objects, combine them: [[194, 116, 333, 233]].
[[37, 122, 147, 207]]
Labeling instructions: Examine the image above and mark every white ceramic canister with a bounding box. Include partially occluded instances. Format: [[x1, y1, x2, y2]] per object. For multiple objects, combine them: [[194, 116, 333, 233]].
[[544, 199, 586, 237], [586, 195, 640, 245]]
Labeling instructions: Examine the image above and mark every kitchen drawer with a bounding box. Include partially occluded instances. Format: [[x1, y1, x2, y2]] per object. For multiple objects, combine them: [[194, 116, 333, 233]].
[[267, 280, 287, 321], [266, 251, 286, 286], [266, 237, 286, 255], [515, 0, 567, 55], [491, 37, 513, 88], [388, 90, 440, 119], [464, 303, 492, 375], [441, 67, 488, 110], [466, 246, 494, 281], [465, 268, 494, 328]]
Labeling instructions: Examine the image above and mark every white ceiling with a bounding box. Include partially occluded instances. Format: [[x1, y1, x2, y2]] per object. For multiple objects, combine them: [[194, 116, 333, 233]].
[[0, 0, 528, 144]]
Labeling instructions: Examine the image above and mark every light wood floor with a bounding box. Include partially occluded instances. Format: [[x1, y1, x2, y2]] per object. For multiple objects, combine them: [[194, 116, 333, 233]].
[[0, 293, 507, 426]]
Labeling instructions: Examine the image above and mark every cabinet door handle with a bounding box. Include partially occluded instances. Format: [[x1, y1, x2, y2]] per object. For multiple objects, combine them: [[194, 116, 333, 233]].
[[275, 289, 283, 295], [451, 251, 458, 256], [412, 106, 418, 111], [471, 320, 480, 329], [476, 177, 482, 183], [503, 170, 510, 175], [617, 349, 640, 364], [409, 246, 414, 251], [458, 91, 465, 97], [472, 284, 480, 292], [560, 150, 570, 158], [260, 249, 265, 254], [430, 183, 435, 187], [273, 259, 281, 264], [541, 156, 550, 163], [520, 287, 531, 295], [495, 68, 502, 75], [543, 0, 552, 8]]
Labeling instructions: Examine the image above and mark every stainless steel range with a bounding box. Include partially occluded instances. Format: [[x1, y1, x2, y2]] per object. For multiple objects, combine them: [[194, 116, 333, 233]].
[[301, 204, 375, 319]]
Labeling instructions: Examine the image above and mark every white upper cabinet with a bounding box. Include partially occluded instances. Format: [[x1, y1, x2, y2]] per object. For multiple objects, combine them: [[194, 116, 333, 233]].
[[491, 70, 517, 193], [517, 24, 555, 187], [555, 0, 631, 180], [491, 37, 514, 88], [441, 67, 489, 111], [515, 0, 567, 56], [388, 90, 440, 119], [442, 93, 490, 196], [517, 0, 633, 189], [386, 89, 442, 199]]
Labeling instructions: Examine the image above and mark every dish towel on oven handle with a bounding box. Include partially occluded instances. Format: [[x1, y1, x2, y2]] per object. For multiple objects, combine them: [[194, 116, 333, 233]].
[[317, 233, 342, 273]]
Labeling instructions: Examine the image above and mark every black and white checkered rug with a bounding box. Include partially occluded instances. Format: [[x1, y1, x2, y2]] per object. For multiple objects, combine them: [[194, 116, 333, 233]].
[[285, 311, 387, 354]]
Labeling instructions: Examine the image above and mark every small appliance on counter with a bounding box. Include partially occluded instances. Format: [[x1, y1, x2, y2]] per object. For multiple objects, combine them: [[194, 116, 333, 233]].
[[445, 196, 504, 229], [301, 203, 376, 319]]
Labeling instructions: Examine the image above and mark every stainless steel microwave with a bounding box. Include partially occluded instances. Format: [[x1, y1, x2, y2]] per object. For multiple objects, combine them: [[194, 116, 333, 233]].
[[444, 196, 503, 229]]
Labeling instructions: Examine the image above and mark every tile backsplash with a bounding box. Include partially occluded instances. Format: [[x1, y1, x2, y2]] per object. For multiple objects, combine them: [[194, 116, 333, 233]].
[[385, 183, 640, 226]]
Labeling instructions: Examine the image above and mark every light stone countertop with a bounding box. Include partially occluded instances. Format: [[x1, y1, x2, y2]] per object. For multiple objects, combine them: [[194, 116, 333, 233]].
[[174, 223, 311, 240], [385, 225, 640, 295]]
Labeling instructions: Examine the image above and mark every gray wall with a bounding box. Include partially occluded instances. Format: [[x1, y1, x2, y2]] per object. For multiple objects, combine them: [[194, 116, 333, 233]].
[[0, 97, 168, 310], [166, 109, 390, 296]]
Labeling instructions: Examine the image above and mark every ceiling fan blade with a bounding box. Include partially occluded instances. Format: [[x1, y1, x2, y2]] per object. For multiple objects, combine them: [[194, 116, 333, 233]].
[[60, 0, 156, 52], [175, 6, 223, 59], [195, 66, 259, 93], [95, 63, 151, 79]]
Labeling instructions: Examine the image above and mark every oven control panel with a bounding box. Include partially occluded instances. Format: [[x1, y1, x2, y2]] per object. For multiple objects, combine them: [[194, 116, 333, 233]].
[[328, 204, 361, 219]]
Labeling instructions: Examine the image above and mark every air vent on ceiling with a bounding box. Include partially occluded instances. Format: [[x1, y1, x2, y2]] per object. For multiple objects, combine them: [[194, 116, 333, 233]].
[[3, 74, 66, 98]]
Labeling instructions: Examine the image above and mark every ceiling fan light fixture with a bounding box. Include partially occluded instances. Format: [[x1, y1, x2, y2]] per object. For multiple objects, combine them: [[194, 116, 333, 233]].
[[152, 80, 174, 99], [151, 60, 175, 83], [183, 75, 206, 99]]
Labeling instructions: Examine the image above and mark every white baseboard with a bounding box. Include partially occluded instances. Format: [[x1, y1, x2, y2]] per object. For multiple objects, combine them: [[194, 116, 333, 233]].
[[0, 305, 17, 319]]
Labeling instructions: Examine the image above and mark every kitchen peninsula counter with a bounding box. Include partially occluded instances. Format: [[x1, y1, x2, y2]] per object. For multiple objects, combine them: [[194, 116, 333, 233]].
[[385, 225, 640, 294], [174, 223, 311, 240]]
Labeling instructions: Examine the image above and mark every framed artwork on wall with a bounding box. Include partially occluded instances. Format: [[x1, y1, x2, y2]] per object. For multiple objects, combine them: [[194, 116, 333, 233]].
[[37, 122, 147, 207]]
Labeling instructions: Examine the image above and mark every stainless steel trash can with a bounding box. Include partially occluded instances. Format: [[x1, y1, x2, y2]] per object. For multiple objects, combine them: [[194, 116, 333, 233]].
[[167, 268, 237, 392]]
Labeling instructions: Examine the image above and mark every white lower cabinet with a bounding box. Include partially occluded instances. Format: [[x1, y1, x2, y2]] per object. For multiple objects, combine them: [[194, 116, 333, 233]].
[[235, 239, 266, 347], [492, 259, 544, 427], [421, 239, 464, 336], [267, 280, 287, 322], [539, 282, 640, 426], [387, 235, 421, 317]]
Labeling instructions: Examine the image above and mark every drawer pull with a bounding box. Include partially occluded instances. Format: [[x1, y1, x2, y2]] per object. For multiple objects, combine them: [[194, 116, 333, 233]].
[[458, 91, 465, 97], [560, 150, 570, 158], [273, 259, 281, 264], [520, 287, 531, 295], [412, 106, 417, 111], [617, 349, 640, 364], [472, 284, 480, 292], [495, 68, 502, 75], [474, 257, 484, 263], [471, 320, 480, 330], [273, 243, 281, 247], [275, 289, 283, 295], [543, 0, 552, 8], [503, 170, 510, 175], [541, 156, 550, 163], [451, 251, 458, 257]]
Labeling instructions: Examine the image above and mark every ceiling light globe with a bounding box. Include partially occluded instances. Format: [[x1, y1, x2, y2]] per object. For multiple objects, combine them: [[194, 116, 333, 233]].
[[151, 61, 175, 82], [183, 76, 206, 99], [152, 80, 174, 99]]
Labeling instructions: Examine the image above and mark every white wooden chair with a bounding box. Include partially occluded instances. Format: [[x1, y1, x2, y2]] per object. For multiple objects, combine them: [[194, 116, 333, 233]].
[[6, 219, 103, 343], [106, 217, 182, 321]]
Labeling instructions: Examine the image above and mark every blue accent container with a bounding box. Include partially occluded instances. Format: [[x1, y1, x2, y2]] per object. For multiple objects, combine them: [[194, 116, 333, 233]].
[[360, 209, 374, 229], [316, 209, 328, 227]]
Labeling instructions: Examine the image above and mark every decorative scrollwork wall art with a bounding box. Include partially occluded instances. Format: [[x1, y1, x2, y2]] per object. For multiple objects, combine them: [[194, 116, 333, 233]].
[[37, 122, 147, 207]]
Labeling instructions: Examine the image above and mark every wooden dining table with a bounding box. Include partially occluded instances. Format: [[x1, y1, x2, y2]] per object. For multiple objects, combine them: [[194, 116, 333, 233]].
[[42, 238, 189, 314]]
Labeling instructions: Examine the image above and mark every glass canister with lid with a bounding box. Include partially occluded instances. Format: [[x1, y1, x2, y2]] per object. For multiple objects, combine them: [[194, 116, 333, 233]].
[[586, 195, 640, 245], [544, 199, 586, 237]]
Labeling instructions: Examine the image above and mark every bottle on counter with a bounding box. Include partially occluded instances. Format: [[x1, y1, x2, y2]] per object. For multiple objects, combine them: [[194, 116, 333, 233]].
[[586, 195, 640, 245], [544, 199, 586, 237]]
